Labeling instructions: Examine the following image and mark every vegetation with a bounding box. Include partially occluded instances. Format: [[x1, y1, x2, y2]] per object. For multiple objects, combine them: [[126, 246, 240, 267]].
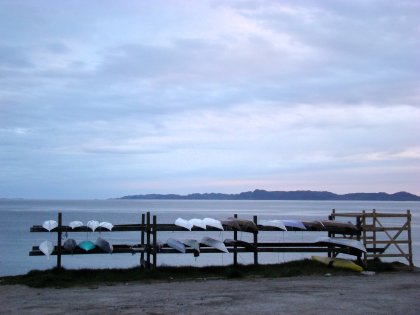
[[0, 259, 406, 288]]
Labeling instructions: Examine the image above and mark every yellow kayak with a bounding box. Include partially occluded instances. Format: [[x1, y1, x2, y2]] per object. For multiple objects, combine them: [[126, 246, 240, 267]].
[[312, 255, 363, 272]]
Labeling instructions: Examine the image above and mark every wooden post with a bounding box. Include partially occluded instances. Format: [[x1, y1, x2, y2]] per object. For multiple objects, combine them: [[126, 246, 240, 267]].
[[328, 211, 333, 258], [146, 212, 151, 269], [140, 213, 145, 268], [233, 213, 238, 266], [372, 209, 377, 259], [362, 210, 367, 266], [407, 210, 413, 270], [57, 212, 62, 269], [152, 215, 157, 269], [356, 215, 363, 265], [253, 215, 258, 265]]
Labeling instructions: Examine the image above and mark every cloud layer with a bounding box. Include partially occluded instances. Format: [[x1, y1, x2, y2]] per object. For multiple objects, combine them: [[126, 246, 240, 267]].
[[1, 0, 419, 198]]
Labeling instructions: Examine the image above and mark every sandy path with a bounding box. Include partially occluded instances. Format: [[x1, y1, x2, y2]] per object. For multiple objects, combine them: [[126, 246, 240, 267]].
[[1, 272, 420, 315]]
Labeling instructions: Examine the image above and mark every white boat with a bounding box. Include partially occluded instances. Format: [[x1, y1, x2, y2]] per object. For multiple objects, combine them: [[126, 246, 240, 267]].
[[189, 218, 206, 230], [69, 221, 83, 229], [259, 219, 287, 231], [42, 220, 58, 231], [181, 239, 200, 256], [166, 238, 186, 253], [203, 218, 224, 231], [316, 236, 366, 253], [282, 220, 307, 230], [87, 220, 100, 232], [39, 240, 54, 259], [174, 218, 192, 231], [200, 237, 229, 253], [96, 237, 113, 253], [99, 221, 113, 231]]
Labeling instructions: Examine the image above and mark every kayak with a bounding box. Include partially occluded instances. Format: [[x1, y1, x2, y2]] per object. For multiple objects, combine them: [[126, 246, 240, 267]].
[[39, 240, 54, 259], [201, 237, 229, 253], [96, 237, 113, 253], [203, 218, 224, 230], [174, 218, 193, 231], [78, 240, 96, 252], [87, 220, 100, 232], [69, 221, 83, 229], [188, 218, 206, 230], [42, 220, 58, 231], [316, 237, 366, 253], [63, 238, 77, 253], [259, 219, 287, 231], [181, 239, 200, 257], [312, 255, 363, 272], [166, 238, 186, 253], [282, 220, 307, 230]]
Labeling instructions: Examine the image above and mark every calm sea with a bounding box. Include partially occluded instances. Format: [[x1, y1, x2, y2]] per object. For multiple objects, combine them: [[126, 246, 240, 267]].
[[0, 199, 418, 276]]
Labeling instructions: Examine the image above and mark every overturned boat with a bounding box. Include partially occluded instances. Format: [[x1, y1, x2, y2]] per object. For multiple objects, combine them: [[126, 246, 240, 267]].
[[96, 237, 113, 253], [201, 237, 229, 253]]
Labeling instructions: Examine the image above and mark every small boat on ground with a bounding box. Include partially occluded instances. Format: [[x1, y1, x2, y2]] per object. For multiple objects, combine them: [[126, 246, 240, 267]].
[[200, 237, 229, 253], [188, 218, 206, 230], [166, 238, 186, 253], [259, 220, 287, 231], [69, 221, 83, 229], [63, 238, 77, 253], [316, 236, 366, 253], [96, 237, 113, 253], [39, 240, 54, 259], [87, 220, 100, 232], [42, 220, 58, 231], [174, 218, 193, 231], [282, 220, 307, 230], [203, 218, 224, 230], [181, 239, 200, 257], [312, 255, 363, 272], [78, 240, 96, 252]]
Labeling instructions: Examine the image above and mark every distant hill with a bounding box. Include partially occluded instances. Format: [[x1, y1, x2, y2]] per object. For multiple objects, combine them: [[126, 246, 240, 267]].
[[119, 189, 420, 201]]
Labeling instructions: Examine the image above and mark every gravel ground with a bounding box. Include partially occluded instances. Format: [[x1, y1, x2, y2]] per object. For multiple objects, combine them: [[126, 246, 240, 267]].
[[1, 272, 420, 315]]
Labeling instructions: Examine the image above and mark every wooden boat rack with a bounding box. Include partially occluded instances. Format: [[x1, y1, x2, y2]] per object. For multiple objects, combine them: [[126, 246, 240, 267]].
[[29, 210, 412, 270]]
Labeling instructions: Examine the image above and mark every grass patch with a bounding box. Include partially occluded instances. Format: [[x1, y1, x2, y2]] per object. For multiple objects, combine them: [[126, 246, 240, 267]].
[[0, 259, 407, 288]]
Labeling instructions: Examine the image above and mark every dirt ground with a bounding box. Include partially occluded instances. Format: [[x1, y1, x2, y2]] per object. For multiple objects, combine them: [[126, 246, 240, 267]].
[[1, 272, 420, 315]]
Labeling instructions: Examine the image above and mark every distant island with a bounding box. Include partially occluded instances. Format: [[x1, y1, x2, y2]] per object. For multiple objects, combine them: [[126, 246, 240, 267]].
[[119, 189, 420, 201]]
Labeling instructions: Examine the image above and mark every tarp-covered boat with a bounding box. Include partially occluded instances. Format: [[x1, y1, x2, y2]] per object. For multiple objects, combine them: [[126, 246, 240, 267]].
[[226, 217, 258, 233]]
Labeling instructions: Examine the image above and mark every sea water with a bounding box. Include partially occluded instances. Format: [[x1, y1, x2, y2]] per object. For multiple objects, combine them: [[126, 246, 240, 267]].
[[0, 199, 419, 276]]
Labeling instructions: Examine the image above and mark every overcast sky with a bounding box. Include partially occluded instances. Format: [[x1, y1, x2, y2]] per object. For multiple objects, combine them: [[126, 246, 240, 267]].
[[1, 0, 419, 198]]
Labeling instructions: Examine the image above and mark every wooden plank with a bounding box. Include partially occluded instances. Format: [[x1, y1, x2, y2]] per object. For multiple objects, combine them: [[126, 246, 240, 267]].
[[407, 210, 413, 269], [253, 215, 258, 265], [365, 240, 409, 244], [152, 215, 157, 269], [140, 213, 145, 267], [146, 212, 150, 269]]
